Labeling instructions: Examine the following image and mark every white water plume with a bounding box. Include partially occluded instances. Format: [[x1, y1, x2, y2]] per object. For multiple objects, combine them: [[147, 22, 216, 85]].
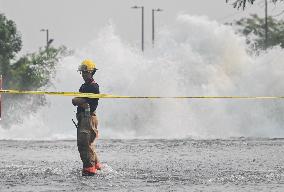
[[1, 14, 284, 140]]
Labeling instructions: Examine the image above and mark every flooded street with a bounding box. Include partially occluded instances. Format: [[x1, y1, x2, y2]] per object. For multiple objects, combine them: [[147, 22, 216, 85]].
[[0, 138, 283, 191]]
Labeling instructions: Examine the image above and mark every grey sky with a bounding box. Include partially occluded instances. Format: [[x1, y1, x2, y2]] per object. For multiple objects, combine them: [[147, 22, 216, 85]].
[[0, 0, 282, 54]]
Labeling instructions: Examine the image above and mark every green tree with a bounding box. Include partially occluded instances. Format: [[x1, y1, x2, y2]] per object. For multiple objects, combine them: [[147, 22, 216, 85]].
[[226, 0, 282, 9], [0, 14, 22, 76], [6, 46, 69, 90], [2, 46, 70, 127], [232, 14, 284, 50], [0, 14, 71, 128]]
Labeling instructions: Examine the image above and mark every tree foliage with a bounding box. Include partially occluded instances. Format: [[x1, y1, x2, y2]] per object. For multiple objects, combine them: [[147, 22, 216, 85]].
[[0, 14, 71, 127], [233, 14, 284, 50], [226, 0, 282, 10], [0, 14, 22, 77], [6, 46, 69, 90], [2, 46, 70, 127], [0, 14, 22, 59]]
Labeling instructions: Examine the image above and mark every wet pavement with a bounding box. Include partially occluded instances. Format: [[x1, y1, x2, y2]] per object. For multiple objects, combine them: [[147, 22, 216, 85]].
[[0, 138, 283, 191]]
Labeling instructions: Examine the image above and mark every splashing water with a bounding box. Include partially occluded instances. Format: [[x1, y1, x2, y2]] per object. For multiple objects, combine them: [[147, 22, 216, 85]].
[[1, 14, 284, 140]]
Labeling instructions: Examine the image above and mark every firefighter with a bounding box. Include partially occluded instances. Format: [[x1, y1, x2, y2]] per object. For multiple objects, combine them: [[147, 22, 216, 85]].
[[72, 59, 101, 176]]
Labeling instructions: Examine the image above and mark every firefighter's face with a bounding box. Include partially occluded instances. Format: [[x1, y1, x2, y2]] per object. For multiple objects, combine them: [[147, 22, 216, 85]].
[[81, 71, 92, 82]]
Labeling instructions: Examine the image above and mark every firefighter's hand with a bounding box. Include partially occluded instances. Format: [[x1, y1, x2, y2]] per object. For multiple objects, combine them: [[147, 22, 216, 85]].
[[72, 97, 79, 106]]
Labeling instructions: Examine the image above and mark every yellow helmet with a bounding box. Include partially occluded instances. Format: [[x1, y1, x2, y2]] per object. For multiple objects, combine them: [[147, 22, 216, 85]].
[[78, 59, 98, 71]]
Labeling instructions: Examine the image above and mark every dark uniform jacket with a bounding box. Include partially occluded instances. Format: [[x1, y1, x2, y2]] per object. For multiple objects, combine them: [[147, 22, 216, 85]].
[[77, 78, 99, 114]]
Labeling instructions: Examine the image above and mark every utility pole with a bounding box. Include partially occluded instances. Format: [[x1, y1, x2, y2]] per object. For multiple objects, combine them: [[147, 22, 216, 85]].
[[131, 6, 144, 52], [265, 0, 268, 49], [152, 8, 163, 47]]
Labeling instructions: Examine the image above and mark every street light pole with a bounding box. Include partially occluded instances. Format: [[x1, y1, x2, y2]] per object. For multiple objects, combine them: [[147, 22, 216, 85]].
[[142, 6, 144, 52], [131, 6, 144, 52], [152, 9, 154, 48], [265, 0, 268, 49], [40, 29, 49, 48], [40, 29, 54, 50], [152, 8, 163, 47], [46, 29, 49, 47]]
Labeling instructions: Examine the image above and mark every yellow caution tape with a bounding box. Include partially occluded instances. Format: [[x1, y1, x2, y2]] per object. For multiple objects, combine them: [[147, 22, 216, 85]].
[[1, 89, 284, 99]]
